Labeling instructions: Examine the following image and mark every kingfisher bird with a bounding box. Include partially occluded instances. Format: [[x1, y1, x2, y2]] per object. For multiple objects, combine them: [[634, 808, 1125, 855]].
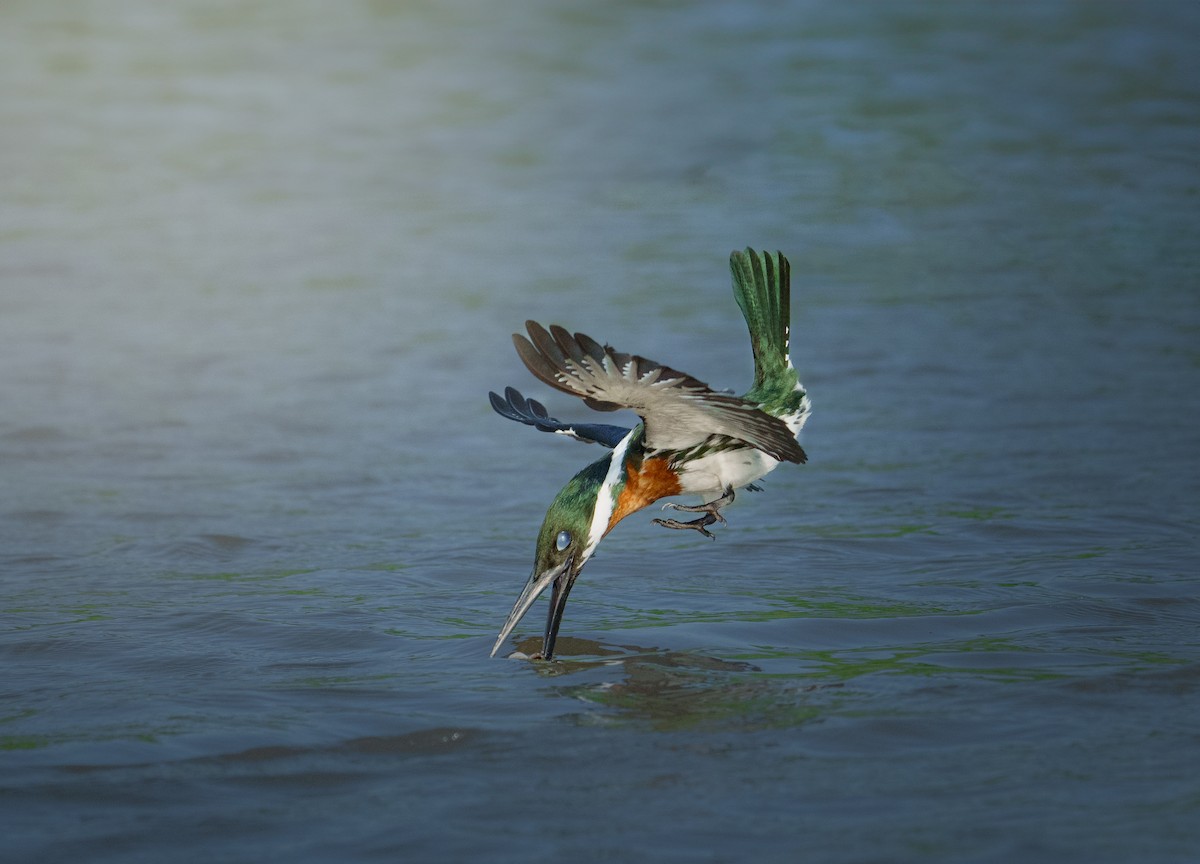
[[489, 248, 810, 660]]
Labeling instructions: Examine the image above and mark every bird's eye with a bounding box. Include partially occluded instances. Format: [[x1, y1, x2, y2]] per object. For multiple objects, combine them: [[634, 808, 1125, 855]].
[[556, 530, 571, 552]]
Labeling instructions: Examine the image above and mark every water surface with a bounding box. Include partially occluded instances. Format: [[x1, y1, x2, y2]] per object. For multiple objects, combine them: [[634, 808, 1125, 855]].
[[3, 2, 1199, 862]]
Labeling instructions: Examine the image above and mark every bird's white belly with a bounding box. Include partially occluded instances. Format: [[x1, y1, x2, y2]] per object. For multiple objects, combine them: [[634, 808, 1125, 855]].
[[674, 447, 779, 496]]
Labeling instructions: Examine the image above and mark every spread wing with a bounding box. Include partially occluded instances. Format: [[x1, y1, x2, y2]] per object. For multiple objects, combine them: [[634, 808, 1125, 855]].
[[488, 386, 631, 448], [513, 322, 806, 463]]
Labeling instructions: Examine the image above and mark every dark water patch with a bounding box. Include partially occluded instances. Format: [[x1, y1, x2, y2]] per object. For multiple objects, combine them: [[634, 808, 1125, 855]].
[[1062, 661, 1200, 698], [2, 425, 71, 443], [154, 533, 261, 563], [5, 508, 70, 524], [52, 725, 484, 773]]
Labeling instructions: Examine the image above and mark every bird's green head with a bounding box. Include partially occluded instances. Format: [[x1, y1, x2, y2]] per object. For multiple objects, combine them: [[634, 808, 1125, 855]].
[[490, 456, 611, 660]]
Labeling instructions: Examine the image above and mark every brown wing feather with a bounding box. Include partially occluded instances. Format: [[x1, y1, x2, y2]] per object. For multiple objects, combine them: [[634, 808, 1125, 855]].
[[512, 322, 805, 463]]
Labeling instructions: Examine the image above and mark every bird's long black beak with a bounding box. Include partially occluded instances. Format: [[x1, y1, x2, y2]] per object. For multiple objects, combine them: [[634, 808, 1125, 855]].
[[490, 554, 581, 660], [541, 564, 579, 661]]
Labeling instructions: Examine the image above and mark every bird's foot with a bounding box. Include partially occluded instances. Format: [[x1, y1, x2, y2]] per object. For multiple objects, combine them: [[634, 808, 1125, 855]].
[[652, 512, 722, 539], [652, 486, 735, 540]]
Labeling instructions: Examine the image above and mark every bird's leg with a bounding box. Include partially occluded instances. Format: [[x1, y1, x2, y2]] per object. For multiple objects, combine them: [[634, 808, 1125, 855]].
[[652, 486, 735, 540], [662, 485, 736, 515]]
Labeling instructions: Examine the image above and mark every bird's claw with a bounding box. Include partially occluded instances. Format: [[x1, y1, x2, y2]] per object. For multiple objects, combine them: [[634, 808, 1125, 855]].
[[653, 513, 719, 539], [655, 486, 735, 539]]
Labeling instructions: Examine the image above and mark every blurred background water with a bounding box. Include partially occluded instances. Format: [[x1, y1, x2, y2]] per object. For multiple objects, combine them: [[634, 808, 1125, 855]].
[[2, 1, 1198, 861]]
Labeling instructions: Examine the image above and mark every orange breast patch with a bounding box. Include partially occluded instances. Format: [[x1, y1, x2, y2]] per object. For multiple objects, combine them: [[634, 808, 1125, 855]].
[[605, 456, 682, 534]]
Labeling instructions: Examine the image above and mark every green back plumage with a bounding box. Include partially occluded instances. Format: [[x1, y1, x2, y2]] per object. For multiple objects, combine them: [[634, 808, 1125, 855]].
[[730, 249, 803, 411]]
